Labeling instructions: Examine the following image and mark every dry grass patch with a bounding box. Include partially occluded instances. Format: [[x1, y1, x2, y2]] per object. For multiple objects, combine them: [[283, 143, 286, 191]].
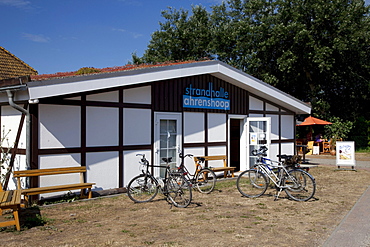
[[1, 165, 369, 247]]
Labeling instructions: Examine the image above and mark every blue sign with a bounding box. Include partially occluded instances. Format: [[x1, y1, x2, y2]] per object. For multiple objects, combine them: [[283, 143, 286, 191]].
[[183, 83, 230, 110]]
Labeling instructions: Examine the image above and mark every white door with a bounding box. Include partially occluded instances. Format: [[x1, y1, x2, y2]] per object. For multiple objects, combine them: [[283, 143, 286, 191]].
[[154, 113, 182, 177], [243, 117, 271, 170]]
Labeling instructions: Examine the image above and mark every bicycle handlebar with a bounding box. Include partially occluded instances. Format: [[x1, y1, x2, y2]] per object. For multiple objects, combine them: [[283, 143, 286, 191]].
[[136, 153, 148, 163], [251, 147, 301, 167], [252, 146, 268, 157], [179, 153, 193, 159]]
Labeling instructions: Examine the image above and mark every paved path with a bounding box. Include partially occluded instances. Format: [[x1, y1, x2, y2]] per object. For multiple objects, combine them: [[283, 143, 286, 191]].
[[307, 155, 370, 247], [306, 154, 370, 171]]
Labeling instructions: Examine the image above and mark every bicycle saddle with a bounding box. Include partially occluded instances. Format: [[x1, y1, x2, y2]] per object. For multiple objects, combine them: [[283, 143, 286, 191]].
[[196, 157, 206, 163], [162, 157, 172, 163], [276, 154, 293, 160]]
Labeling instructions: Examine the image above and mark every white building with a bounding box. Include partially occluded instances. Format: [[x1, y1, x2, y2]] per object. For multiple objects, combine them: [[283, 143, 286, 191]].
[[0, 60, 310, 197]]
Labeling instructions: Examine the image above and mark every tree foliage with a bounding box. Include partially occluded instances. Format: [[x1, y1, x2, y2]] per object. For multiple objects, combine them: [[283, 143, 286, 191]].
[[133, 0, 370, 123], [142, 6, 213, 63], [324, 116, 354, 141]]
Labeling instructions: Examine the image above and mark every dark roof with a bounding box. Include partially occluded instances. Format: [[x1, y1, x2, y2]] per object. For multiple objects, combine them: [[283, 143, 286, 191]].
[[0, 47, 38, 80]]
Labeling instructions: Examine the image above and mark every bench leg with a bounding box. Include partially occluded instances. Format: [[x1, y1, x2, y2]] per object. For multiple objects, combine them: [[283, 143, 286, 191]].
[[80, 189, 86, 198], [223, 170, 235, 178], [24, 195, 30, 208], [13, 208, 20, 231], [87, 188, 92, 199], [0, 206, 21, 231], [80, 188, 92, 199]]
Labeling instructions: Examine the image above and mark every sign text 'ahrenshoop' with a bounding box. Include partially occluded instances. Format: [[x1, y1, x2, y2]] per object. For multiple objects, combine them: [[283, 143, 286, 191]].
[[183, 83, 230, 110]]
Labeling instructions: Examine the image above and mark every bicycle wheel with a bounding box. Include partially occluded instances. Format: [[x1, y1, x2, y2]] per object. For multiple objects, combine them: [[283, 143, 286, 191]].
[[236, 169, 268, 198], [127, 174, 159, 203], [166, 175, 192, 208], [195, 168, 216, 194], [283, 169, 316, 201]]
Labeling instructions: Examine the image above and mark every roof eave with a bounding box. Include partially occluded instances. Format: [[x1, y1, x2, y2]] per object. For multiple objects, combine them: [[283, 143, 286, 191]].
[[26, 60, 310, 114], [210, 63, 311, 114]]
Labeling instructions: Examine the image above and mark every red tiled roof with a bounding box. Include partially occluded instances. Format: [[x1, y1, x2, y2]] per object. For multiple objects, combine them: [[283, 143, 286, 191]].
[[30, 60, 210, 81], [0, 47, 38, 80]]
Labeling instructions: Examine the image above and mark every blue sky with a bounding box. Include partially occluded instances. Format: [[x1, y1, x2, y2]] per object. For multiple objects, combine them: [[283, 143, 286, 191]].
[[1, 0, 369, 75], [1, 0, 221, 74]]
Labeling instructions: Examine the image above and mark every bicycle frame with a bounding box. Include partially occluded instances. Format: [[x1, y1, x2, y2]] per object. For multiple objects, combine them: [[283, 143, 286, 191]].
[[128, 154, 192, 207], [178, 155, 203, 182], [256, 157, 280, 179], [254, 150, 308, 199], [237, 146, 316, 201], [137, 154, 179, 192], [176, 153, 217, 194], [255, 160, 292, 188]]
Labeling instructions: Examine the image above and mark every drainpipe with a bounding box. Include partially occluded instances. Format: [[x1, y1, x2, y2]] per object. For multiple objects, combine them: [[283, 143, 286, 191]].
[[6, 90, 31, 170]]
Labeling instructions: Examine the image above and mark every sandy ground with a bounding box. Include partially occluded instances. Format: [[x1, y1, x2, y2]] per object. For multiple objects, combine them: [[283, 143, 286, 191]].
[[1, 157, 370, 247]]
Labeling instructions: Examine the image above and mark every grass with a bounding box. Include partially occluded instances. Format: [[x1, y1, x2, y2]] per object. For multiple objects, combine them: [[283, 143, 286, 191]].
[[356, 148, 370, 153], [214, 178, 236, 190], [163, 242, 179, 246], [40, 192, 80, 206], [1, 165, 369, 246], [23, 213, 54, 230]]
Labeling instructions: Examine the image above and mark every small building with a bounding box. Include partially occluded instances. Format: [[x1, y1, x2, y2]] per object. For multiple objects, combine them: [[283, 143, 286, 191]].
[[0, 60, 310, 196], [0, 46, 38, 80]]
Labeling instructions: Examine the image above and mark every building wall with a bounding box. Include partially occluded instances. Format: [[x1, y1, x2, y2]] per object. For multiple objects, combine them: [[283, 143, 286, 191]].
[[0, 106, 27, 190], [1, 74, 297, 195]]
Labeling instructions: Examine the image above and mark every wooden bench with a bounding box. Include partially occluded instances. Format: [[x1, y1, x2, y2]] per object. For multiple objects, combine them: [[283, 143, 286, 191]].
[[0, 189, 21, 231], [13, 166, 95, 207], [194, 155, 236, 178]]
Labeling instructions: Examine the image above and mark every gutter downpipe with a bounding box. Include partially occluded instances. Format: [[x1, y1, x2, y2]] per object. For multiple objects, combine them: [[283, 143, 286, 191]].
[[6, 90, 31, 171]]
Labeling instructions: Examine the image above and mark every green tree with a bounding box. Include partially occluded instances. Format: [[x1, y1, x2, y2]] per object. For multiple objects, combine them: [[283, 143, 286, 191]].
[[214, 0, 370, 120], [324, 116, 353, 148], [134, 0, 370, 122], [141, 5, 213, 63]]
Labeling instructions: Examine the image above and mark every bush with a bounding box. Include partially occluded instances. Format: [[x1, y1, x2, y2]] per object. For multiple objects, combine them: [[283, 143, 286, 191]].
[[75, 67, 101, 75], [324, 116, 353, 147]]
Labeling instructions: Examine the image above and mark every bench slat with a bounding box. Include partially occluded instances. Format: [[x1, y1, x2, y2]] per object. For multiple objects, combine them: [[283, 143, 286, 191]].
[[22, 183, 96, 196], [194, 155, 235, 178], [211, 167, 236, 171], [195, 156, 227, 161], [0, 191, 6, 203], [14, 167, 87, 178], [15, 166, 94, 207], [0, 190, 21, 231], [0, 190, 21, 207]]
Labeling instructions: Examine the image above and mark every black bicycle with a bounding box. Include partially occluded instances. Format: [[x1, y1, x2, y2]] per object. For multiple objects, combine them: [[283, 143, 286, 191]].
[[127, 154, 192, 208]]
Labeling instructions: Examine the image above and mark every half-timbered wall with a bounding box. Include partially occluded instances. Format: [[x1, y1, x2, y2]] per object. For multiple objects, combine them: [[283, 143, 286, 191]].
[[1, 74, 297, 195], [0, 106, 27, 190]]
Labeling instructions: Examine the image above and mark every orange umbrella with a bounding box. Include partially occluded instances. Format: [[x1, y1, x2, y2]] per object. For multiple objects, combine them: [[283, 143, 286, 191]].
[[297, 116, 332, 142], [297, 116, 332, 126]]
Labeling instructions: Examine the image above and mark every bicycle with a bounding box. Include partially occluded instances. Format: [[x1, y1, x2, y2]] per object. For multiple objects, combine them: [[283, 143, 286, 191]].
[[236, 146, 316, 201], [176, 153, 217, 194], [127, 154, 192, 208]]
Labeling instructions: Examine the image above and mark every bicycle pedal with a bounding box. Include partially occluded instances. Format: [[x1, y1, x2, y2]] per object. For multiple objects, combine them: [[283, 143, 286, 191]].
[[274, 194, 280, 201], [274, 189, 283, 200]]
